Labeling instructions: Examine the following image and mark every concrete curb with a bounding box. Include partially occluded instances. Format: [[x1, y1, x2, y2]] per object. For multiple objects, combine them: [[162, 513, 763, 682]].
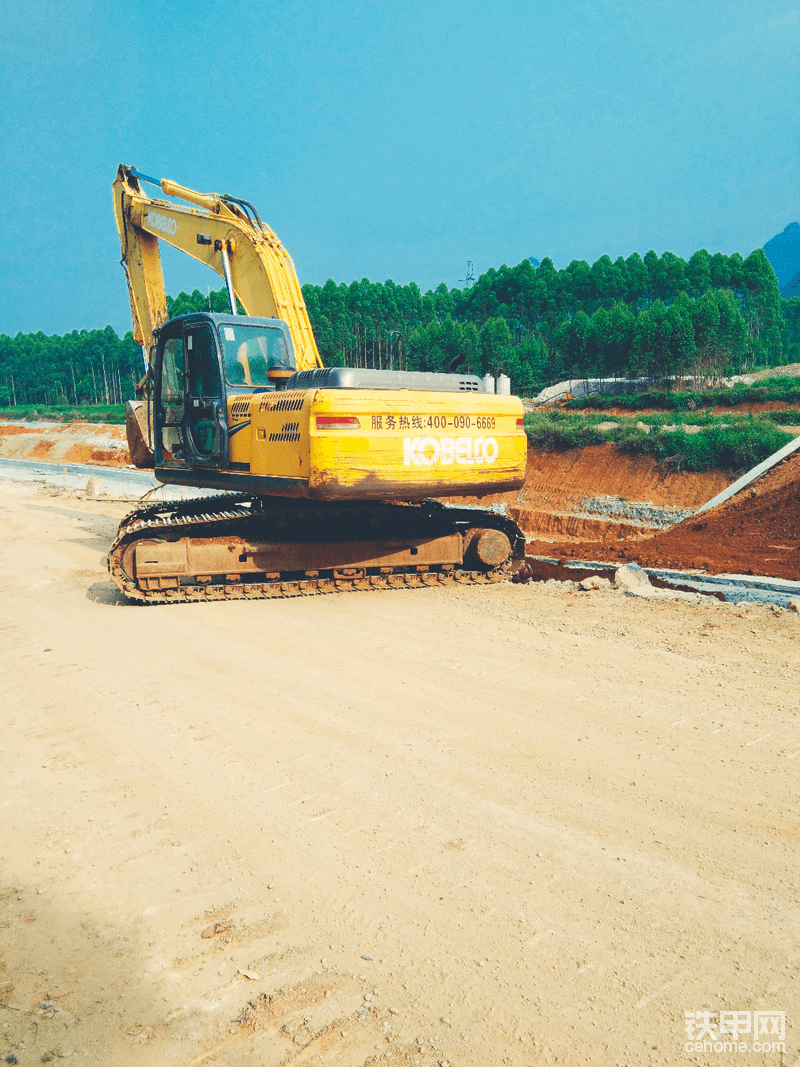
[[695, 434, 800, 514], [522, 555, 800, 608]]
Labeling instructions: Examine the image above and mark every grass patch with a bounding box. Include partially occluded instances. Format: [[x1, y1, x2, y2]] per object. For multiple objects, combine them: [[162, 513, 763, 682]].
[[524, 411, 607, 450], [0, 404, 126, 424], [609, 409, 800, 428], [524, 411, 795, 472], [770, 408, 800, 424], [567, 378, 800, 412], [616, 421, 794, 472]]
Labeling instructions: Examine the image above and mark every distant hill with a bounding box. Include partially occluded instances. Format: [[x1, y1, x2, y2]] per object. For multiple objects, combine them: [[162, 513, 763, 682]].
[[763, 222, 800, 288]]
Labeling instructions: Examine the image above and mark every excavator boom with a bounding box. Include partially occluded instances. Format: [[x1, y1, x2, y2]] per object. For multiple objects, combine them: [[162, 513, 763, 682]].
[[113, 165, 321, 371]]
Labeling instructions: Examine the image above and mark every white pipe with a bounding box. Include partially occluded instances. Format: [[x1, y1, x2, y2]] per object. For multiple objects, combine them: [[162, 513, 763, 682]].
[[695, 434, 800, 514]]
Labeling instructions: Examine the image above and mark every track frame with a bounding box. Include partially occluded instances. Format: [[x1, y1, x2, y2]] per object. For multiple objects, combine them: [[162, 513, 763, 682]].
[[108, 494, 525, 603]]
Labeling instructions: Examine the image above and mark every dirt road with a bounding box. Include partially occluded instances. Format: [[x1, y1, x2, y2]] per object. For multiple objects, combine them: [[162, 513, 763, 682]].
[[1, 481, 799, 1067]]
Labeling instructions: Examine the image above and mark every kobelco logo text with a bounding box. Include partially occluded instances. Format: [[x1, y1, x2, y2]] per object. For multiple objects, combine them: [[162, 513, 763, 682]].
[[403, 436, 499, 466], [147, 211, 178, 236]]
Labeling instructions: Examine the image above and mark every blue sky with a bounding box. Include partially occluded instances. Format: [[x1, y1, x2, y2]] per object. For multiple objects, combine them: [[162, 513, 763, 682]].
[[1, 0, 799, 337]]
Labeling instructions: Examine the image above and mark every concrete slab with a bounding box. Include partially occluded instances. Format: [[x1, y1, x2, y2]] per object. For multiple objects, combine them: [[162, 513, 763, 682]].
[[695, 434, 800, 514]]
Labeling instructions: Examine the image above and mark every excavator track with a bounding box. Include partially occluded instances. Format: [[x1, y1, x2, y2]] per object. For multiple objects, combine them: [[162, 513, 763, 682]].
[[108, 494, 525, 604]]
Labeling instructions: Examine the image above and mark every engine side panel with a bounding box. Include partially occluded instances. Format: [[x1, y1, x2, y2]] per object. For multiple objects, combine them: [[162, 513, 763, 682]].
[[307, 389, 526, 499], [207, 388, 527, 500]]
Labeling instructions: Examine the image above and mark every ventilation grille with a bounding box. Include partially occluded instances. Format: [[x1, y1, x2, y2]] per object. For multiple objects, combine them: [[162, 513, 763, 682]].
[[458, 380, 480, 391], [262, 392, 306, 413], [229, 396, 252, 419], [269, 421, 301, 442]]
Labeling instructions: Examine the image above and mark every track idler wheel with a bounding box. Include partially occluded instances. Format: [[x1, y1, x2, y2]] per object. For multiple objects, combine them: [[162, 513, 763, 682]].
[[465, 528, 512, 569]]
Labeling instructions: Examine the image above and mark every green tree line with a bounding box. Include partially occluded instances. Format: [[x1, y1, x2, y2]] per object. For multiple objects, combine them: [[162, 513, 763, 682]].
[[3, 247, 800, 406], [0, 325, 143, 408], [301, 248, 792, 394]]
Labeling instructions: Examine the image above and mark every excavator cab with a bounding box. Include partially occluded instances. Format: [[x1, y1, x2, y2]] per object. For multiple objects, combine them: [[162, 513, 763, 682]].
[[152, 312, 296, 470]]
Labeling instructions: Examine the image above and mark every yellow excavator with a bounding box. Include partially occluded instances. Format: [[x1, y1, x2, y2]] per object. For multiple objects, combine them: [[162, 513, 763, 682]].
[[108, 165, 528, 602]]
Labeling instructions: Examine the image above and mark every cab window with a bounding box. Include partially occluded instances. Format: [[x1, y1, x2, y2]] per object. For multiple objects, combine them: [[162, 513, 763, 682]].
[[219, 323, 292, 387], [161, 336, 184, 401], [186, 327, 221, 398], [158, 334, 186, 461]]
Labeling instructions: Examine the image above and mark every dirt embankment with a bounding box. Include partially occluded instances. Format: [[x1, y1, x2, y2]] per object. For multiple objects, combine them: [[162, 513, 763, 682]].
[[513, 444, 726, 521], [0, 421, 129, 467], [751, 360, 800, 379], [527, 450, 800, 580], [452, 443, 730, 543]]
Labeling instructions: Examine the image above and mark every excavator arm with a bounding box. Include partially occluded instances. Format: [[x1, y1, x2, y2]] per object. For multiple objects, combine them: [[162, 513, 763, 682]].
[[112, 164, 322, 372]]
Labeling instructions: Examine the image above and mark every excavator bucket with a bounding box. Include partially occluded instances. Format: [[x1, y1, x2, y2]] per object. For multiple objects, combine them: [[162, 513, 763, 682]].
[[125, 400, 155, 468]]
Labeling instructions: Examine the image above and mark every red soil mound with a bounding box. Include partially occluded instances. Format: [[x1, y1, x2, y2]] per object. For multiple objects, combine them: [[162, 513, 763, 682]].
[[528, 451, 800, 581], [448, 444, 729, 542], [0, 422, 129, 466], [0, 424, 38, 436], [515, 443, 727, 508], [452, 443, 727, 510]]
